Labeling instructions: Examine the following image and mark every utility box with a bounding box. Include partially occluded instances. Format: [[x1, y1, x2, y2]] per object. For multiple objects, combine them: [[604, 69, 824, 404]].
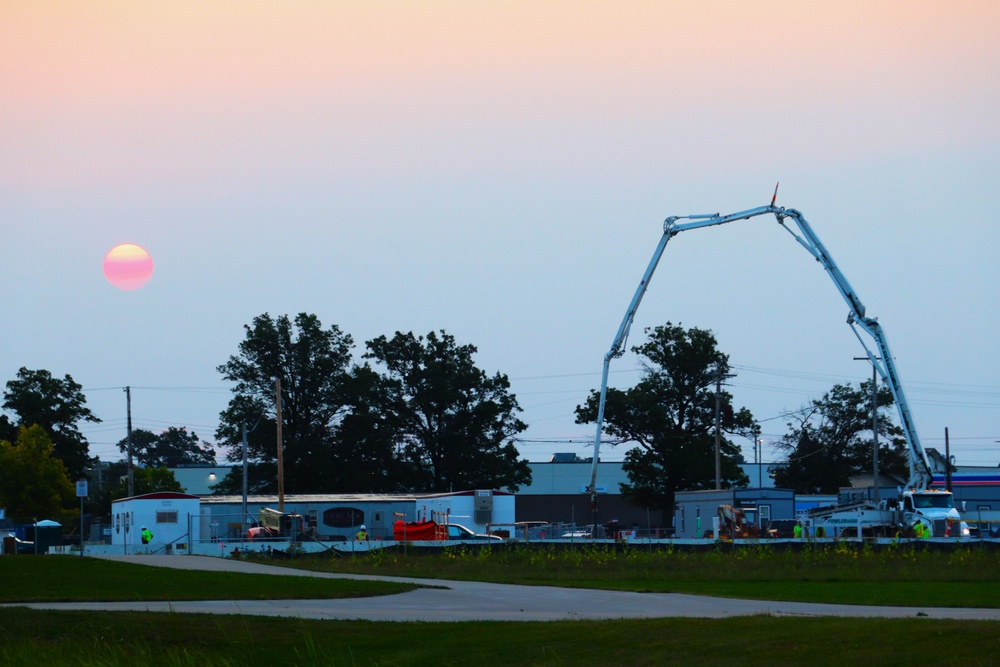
[[474, 490, 494, 525]]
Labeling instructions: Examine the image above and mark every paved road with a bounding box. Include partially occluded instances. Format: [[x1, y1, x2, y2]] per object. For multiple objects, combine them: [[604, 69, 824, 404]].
[[11, 555, 1000, 622]]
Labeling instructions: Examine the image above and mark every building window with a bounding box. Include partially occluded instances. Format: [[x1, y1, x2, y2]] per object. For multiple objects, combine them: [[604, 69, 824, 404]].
[[322, 507, 364, 528], [680, 507, 685, 533], [156, 511, 178, 524]]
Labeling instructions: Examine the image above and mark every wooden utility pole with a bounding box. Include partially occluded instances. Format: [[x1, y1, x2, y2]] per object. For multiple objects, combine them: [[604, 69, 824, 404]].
[[945, 427, 952, 492], [276, 377, 284, 512], [714, 364, 736, 490], [125, 386, 133, 498]]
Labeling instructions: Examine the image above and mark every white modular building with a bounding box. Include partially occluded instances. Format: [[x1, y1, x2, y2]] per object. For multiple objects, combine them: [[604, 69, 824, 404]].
[[110, 492, 201, 551], [199, 489, 515, 541]]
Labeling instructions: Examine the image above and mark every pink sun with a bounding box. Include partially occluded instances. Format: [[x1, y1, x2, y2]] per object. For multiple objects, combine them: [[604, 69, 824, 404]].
[[103, 243, 154, 291]]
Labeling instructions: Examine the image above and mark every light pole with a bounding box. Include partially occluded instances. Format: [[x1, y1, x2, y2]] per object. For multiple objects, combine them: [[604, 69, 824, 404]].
[[854, 357, 880, 504], [241, 414, 265, 532]]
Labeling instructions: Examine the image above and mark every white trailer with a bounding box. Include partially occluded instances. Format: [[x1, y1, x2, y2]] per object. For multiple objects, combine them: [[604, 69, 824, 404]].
[[111, 492, 201, 552]]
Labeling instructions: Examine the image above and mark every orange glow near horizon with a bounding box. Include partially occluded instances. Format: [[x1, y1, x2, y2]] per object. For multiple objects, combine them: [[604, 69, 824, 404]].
[[2, 1, 998, 188]]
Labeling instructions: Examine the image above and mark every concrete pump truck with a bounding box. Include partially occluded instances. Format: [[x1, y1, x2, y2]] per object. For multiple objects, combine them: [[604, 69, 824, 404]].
[[587, 189, 962, 538]]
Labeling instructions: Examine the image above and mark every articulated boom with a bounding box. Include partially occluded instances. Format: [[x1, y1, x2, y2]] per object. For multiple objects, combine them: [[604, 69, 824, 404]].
[[588, 203, 930, 510]]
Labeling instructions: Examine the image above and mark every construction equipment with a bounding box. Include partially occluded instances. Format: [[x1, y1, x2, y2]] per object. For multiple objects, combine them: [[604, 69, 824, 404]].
[[252, 507, 305, 540], [588, 191, 958, 536]]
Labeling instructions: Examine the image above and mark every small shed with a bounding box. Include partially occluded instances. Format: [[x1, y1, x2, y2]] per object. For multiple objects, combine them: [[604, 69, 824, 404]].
[[111, 492, 201, 551]]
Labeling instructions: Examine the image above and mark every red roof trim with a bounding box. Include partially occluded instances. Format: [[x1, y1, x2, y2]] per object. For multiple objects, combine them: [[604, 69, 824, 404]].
[[112, 492, 200, 503]]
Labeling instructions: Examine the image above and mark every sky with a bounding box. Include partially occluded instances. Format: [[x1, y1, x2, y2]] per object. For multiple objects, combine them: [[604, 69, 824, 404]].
[[2, 1, 998, 472]]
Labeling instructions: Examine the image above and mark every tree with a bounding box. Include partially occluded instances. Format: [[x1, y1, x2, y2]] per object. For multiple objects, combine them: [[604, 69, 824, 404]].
[[115, 427, 216, 467], [575, 323, 753, 515], [0, 425, 75, 523], [3, 367, 100, 479], [772, 381, 908, 493], [214, 313, 356, 494], [108, 467, 184, 500], [327, 364, 413, 493], [362, 330, 531, 492], [88, 459, 128, 521]]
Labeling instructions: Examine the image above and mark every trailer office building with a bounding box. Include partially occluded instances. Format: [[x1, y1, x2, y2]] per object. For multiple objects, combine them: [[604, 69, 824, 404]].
[[199, 490, 514, 541], [673, 488, 795, 538], [111, 492, 201, 551]]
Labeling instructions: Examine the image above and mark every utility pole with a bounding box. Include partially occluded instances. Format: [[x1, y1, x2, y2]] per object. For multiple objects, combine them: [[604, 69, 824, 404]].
[[854, 357, 879, 503], [125, 386, 133, 498], [714, 363, 736, 490], [945, 427, 952, 492], [242, 424, 249, 528], [276, 377, 284, 513], [755, 429, 762, 489]]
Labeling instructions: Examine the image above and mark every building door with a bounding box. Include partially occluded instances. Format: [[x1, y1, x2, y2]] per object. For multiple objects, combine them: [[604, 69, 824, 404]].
[[759, 504, 771, 530]]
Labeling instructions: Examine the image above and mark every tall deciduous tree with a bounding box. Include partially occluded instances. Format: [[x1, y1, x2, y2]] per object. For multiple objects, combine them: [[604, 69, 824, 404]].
[[2, 368, 100, 479], [772, 381, 907, 493], [115, 427, 216, 467], [362, 330, 530, 492], [575, 323, 752, 515], [0, 425, 75, 523], [214, 313, 356, 494]]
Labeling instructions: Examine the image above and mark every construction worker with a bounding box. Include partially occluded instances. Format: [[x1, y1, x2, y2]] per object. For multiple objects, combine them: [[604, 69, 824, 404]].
[[140, 525, 153, 545], [356, 524, 368, 541], [793, 521, 803, 539]]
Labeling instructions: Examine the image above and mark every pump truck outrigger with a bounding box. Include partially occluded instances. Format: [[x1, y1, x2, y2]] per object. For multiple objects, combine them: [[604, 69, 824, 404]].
[[587, 187, 960, 537]]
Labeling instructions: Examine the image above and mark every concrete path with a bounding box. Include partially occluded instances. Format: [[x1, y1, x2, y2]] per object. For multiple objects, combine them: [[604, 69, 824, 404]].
[[10, 555, 1000, 622]]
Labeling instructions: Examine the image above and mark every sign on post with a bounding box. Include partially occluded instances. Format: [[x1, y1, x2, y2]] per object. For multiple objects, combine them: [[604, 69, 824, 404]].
[[76, 480, 88, 558]]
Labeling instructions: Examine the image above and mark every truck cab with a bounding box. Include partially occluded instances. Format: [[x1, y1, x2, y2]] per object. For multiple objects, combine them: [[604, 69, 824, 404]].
[[901, 489, 961, 536]]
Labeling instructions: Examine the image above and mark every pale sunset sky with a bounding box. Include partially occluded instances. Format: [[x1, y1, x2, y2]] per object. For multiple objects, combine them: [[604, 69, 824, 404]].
[[2, 2, 998, 470]]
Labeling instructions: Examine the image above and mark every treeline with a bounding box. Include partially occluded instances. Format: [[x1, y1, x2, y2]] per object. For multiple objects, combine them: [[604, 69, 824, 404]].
[[211, 313, 530, 496], [0, 314, 910, 525]]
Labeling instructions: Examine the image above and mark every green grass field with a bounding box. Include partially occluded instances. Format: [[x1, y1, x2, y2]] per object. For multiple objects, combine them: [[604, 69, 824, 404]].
[[0, 556, 414, 602], [3, 609, 999, 667], [275, 540, 1000, 608], [1, 544, 998, 666]]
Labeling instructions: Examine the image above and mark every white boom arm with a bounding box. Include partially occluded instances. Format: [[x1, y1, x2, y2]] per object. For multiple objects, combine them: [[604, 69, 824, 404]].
[[588, 203, 931, 510]]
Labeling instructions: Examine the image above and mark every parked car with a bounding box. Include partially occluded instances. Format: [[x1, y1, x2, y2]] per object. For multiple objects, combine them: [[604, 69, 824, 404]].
[[446, 524, 502, 541], [560, 524, 607, 539]]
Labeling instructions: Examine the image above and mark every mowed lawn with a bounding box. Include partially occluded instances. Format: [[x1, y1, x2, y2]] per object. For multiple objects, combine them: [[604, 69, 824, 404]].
[[1, 545, 999, 666], [277, 540, 1000, 608], [0, 556, 415, 602], [3, 608, 999, 667]]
